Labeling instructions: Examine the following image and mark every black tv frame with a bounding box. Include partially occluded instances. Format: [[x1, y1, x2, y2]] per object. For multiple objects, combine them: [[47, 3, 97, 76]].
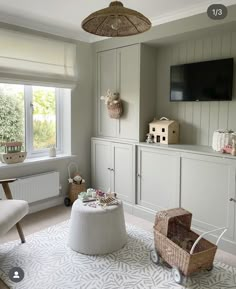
[[169, 58, 234, 102]]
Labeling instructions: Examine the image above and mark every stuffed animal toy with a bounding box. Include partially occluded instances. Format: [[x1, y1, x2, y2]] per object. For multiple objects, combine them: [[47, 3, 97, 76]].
[[73, 175, 85, 184], [100, 89, 120, 105]]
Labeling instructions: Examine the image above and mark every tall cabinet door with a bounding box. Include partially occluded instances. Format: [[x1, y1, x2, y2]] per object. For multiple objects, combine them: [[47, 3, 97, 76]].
[[97, 50, 117, 137], [137, 147, 180, 211], [91, 140, 111, 192], [111, 143, 135, 203], [180, 153, 235, 241], [117, 45, 140, 141]]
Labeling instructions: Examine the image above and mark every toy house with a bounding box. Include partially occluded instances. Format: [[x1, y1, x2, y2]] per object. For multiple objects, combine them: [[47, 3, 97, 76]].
[[149, 117, 179, 144]]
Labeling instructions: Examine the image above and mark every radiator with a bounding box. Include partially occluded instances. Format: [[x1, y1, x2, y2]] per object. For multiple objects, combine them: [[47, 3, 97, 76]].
[[0, 171, 60, 203]]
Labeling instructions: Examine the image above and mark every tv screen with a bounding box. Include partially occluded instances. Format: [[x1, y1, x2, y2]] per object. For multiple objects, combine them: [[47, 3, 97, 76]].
[[170, 58, 233, 101]]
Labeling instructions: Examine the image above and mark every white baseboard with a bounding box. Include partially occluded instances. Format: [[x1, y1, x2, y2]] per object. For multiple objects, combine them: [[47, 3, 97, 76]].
[[28, 195, 65, 214]]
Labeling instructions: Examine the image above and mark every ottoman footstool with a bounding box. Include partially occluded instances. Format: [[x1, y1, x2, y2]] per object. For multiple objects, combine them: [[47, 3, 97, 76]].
[[68, 199, 127, 255]]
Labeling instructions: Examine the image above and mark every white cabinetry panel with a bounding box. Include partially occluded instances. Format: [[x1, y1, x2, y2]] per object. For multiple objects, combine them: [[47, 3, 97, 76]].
[[91, 140, 111, 192], [96, 44, 156, 141], [97, 49, 117, 137], [137, 147, 180, 211], [112, 143, 134, 203], [91, 139, 134, 203], [117, 45, 140, 140], [181, 153, 235, 240]]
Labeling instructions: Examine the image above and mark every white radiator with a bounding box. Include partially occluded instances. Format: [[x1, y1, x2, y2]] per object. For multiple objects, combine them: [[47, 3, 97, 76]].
[[0, 171, 60, 203]]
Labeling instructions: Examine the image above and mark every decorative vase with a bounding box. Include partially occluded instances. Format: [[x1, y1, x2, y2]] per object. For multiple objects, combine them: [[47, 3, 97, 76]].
[[49, 146, 56, 157]]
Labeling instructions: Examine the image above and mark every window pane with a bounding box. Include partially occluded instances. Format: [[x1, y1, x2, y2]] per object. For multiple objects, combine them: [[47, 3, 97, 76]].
[[0, 83, 25, 152], [32, 86, 56, 150]]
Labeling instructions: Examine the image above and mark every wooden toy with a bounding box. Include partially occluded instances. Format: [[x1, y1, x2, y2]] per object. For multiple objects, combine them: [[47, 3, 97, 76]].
[[149, 117, 179, 144]]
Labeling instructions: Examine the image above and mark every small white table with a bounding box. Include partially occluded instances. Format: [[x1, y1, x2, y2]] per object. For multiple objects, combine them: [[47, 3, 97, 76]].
[[68, 199, 127, 255]]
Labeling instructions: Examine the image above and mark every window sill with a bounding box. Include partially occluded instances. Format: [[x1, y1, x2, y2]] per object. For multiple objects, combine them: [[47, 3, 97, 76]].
[[0, 154, 77, 169]]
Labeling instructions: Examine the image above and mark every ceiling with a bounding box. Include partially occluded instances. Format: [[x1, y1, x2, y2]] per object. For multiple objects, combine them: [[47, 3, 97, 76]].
[[0, 0, 235, 42]]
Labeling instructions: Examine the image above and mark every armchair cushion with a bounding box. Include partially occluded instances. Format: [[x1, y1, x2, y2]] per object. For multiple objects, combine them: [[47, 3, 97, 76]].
[[0, 200, 29, 237]]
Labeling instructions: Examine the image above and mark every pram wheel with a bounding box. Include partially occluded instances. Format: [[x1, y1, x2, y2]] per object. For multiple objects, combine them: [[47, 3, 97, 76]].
[[64, 197, 71, 207], [172, 267, 183, 284], [150, 249, 160, 265]]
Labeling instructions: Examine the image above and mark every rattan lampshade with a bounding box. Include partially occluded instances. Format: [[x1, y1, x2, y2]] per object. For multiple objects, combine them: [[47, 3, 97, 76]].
[[81, 1, 152, 37]]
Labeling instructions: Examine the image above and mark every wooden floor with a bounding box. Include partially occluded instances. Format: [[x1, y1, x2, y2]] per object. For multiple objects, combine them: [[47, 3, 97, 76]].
[[1, 205, 236, 288]]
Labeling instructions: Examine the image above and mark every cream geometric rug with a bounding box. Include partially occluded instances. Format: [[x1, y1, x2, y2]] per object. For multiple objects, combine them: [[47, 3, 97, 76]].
[[0, 221, 235, 289]]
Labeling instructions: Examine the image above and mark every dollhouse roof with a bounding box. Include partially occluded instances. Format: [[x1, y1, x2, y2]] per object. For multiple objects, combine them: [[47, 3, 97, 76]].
[[149, 119, 177, 126]]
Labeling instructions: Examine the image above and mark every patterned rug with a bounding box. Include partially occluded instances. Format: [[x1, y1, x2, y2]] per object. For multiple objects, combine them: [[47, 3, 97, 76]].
[[0, 221, 235, 289]]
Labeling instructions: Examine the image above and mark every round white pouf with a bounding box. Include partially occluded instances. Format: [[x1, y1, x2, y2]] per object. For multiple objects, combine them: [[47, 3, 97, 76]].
[[68, 199, 127, 255]]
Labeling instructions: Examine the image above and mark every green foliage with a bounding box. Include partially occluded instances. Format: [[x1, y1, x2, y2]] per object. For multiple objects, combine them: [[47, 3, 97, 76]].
[[33, 89, 55, 115], [33, 120, 56, 149], [33, 88, 56, 149], [0, 85, 56, 153], [0, 88, 24, 144]]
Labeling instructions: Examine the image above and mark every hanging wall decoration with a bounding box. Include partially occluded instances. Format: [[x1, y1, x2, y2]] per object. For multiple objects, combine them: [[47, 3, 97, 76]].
[[100, 89, 123, 119]]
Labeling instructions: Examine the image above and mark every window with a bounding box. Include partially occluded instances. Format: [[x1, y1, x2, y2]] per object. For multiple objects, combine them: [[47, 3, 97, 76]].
[[0, 83, 64, 157]]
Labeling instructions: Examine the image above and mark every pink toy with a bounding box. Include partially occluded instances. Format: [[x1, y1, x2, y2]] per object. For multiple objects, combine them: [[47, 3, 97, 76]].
[[221, 145, 232, 154]]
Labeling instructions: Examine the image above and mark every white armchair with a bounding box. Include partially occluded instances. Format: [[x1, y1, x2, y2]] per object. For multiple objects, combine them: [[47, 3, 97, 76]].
[[0, 179, 29, 243]]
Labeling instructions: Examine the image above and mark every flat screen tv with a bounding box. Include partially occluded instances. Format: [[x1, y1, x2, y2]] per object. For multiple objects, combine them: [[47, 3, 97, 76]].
[[170, 58, 233, 101]]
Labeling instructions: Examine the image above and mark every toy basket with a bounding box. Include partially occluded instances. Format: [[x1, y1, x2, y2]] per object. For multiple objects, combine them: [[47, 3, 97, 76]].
[[65, 162, 86, 206], [212, 130, 235, 151], [151, 208, 227, 284], [107, 99, 123, 119]]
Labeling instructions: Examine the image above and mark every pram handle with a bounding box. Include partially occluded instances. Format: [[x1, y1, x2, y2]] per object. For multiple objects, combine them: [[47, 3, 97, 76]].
[[190, 227, 227, 255]]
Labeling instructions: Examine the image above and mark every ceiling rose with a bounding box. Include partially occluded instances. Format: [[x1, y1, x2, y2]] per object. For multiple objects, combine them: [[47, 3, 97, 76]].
[[81, 1, 152, 37]]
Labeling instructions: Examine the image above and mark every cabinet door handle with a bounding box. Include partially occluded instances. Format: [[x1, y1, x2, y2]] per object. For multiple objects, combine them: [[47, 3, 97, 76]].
[[137, 174, 141, 177], [229, 198, 236, 202], [107, 168, 111, 171], [110, 168, 115, 172]]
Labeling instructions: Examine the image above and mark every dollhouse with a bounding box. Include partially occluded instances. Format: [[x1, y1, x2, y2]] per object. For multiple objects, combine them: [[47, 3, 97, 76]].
[[149, 117, 179, 144]]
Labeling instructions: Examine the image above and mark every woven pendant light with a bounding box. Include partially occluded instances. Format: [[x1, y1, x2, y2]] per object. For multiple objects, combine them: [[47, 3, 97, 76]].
[[81, 1, 152, 37]]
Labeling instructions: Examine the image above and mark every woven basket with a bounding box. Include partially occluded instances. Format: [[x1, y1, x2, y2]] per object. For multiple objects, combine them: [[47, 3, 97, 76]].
[[154, 208, 217, 276], [154, 208, 192, 237], [212, 130, 235, 151], [69, 183, 86, 203], [67, 162, 86, 204], [107, 100, 123, 119]]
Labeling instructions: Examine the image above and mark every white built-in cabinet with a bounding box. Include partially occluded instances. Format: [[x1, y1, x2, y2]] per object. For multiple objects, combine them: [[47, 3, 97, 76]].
[[180, 153, 236, 243], [96, 44, 156, 141], [137, 146, 180, 211], [91, 139, 135, 203]]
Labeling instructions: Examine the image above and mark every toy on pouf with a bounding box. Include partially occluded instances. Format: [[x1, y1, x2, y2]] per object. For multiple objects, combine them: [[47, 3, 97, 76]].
[[78, 188, 119, 208], [64, 162, 86, 207]]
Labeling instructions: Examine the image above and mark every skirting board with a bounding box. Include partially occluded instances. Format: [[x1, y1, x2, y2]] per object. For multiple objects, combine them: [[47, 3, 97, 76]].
[[122, 202, 236, 256], [28, 195, 65, 214]]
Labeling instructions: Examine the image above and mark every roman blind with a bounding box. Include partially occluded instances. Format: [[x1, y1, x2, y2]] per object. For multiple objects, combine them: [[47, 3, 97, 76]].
[[0, 28, 77, 87]]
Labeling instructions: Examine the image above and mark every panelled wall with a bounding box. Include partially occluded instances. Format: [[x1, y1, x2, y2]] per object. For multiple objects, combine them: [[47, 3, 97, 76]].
[[156, 31, 236, 146]]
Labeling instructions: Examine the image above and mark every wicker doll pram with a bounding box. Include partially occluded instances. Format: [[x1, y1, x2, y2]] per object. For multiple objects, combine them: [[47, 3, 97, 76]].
[[150, 208, 227, 284]]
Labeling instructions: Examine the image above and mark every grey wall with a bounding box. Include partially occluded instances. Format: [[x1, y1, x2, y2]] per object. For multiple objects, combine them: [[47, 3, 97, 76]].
[[71, 42, 93, 185], [156, 31, 236, 146]]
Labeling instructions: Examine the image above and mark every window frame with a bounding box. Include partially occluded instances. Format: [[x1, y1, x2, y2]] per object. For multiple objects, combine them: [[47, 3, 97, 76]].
[[0, 82, 64, 158]]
